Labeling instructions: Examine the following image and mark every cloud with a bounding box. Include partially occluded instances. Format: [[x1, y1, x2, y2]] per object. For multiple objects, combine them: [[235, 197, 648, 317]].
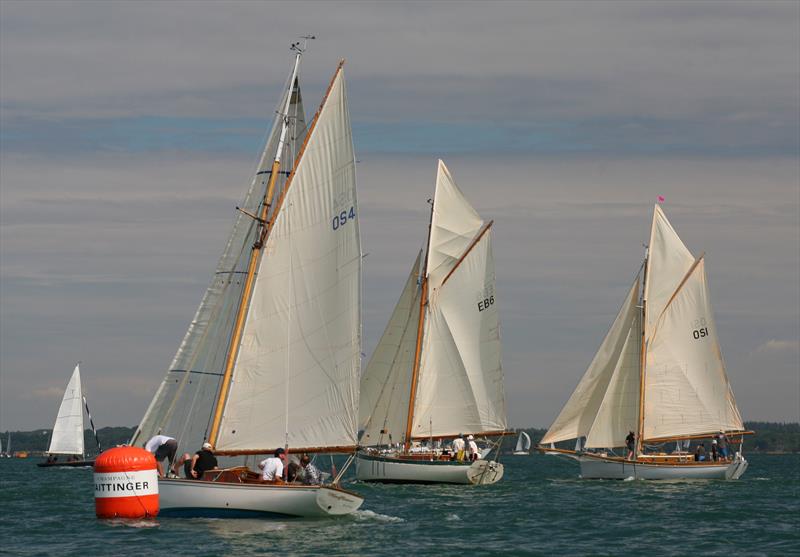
[[755, 339, 800, 354], [20, 387, 65, 401]]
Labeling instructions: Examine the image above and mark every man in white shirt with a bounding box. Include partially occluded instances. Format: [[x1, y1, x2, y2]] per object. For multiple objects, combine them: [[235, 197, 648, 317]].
[[452, 434, 466, 461], [467, 435, 480, 462], [259, 448, 287, 482], [144, 434, 178, 477]]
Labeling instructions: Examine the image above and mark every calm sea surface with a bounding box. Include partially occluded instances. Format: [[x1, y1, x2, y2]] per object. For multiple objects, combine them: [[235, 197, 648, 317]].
[[1, 453, 798, 556]]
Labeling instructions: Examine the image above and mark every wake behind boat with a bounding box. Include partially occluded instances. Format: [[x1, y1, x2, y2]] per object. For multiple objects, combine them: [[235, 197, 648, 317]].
[[537, 205, 751, 480], [38, 363, 101, 468], [356, 160, 508, 485], [130, 41, 364, 518]]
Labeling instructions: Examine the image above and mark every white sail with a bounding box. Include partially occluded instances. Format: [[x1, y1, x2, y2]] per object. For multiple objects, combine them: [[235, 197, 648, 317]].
[[426, 160, 484, 290], [643, 257, 744, 440], [584, 308, 641, 449], [359, 252, 422, 446], [644, 205, 694, 340], [541, 277, 640, 446], [132, 73, 307, 452], [412, 226, 507, 438], [48, 364, 84, 455], [217, 67, 360, 452], [515, 431, 531, 452]]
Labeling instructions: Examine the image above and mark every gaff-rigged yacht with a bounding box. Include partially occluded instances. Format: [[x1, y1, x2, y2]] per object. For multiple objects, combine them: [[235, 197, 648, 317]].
[[38, 363, 102, 468], [130, 42, 364, 517], [537, 205, 751, 480], [356, 161, 508, 485]]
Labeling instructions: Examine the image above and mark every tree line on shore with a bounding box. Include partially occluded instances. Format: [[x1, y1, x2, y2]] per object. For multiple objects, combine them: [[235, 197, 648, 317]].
[[2, 422, 797, 456]]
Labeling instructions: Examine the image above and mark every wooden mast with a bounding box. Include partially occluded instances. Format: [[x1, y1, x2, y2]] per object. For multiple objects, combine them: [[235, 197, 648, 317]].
[[207, 50, 306, 448], [403, 198, 435, 452]]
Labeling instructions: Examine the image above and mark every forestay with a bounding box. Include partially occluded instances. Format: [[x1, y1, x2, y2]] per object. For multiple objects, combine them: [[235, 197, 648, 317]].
[[131, 74, 307, 453], [359, 253, 423, 446], [643, 257, 744, 440], [49, 364, 84, 455], [413, 226, 507, 438], [217, 68, 360, 452]]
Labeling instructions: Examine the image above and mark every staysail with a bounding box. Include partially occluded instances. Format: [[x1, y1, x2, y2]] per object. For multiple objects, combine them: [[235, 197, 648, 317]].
[[216, 65, 360, 453], [540, 276, 641, 448], [48, 364, 84, 456], [131, 68, 308, 452], [359, 252, 423, 446]]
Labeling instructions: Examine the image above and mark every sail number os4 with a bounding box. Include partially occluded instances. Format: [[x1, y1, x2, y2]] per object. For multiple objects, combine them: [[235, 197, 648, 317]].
[[332, 207, 356, 231]]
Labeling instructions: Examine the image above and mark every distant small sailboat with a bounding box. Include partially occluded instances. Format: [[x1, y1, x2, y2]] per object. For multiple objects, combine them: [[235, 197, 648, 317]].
[[356, 160, 508, 485], [38, 363, 102, 468], [513, 431, 531, 455], [537, 205, 751, 480]]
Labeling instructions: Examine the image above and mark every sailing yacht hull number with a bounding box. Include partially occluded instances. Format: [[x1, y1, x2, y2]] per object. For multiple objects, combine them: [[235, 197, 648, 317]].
[[332, 207, 356, 231]]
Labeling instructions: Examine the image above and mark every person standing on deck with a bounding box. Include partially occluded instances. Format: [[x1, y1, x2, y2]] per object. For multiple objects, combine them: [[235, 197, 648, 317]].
[[625, 431, 636, 460], [144, 434, 178, 477], [717, 432, 730, 461], [467, 435, 479, 462], [452, 434, 465, 461]]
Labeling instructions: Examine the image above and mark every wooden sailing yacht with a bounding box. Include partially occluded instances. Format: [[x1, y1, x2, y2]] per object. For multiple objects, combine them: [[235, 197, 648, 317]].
[[356, 161, 508, 485], [130, 43, 364, 517], [538, 205, 750, 480], [38, 363, 102, 468]]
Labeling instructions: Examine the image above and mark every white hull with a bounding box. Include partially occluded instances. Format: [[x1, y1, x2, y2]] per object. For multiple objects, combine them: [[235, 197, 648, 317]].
[[355, 453, 503, 485], [578, 454, 749, 480], [157, 478, 363, 518], [512, 451, 530, 456]]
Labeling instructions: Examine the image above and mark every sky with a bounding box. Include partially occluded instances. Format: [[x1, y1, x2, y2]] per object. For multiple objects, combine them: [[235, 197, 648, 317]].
[[1, 0, 798, 432]]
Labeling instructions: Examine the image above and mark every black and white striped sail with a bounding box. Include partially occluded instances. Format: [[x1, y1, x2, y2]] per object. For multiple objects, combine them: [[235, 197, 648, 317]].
[[541, 205, 744, 449], [48, 364, 84, 456], [216, 68, 360, 452], [131, 69, 307, 452]]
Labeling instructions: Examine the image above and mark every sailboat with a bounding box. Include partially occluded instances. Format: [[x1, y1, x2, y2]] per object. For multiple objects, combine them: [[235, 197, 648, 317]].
[[513, 431, 531, 456], [130, 42, 364, 517], [537, 205, 750, 480], [356, 160, 508, 485], [38, 363, 102, 468]]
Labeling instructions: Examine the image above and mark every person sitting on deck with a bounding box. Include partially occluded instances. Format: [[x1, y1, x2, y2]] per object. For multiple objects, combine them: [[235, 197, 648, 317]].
[[287, 460, 301, 483], [467, 435, 479, 462], [625, 431, 636, 460], [259, 448, 287, 482], [299, 454, 322, 485], [694, 443, 707, 462], [452, 434, 465, 461], [191, 442, 218, 479], [144, 434, 178, 477]]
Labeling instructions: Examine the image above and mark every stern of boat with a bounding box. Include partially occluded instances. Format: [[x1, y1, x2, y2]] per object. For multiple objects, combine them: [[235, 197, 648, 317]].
[[466, 460, 504, 485]]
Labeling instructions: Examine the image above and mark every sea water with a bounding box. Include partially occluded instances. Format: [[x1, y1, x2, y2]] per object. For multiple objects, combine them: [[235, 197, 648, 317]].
[[1, 453, 797, 556]]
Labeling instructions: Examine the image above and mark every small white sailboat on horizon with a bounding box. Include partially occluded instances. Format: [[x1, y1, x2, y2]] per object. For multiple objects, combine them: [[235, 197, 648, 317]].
[[38, 363, 102, 468], [131, 41, 364, 517], [537, 205, 751, 480], [356, 160, 508, 485], [513, 431, 531, 455]]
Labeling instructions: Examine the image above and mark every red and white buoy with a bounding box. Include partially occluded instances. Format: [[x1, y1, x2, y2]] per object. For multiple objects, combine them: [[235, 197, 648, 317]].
[[94, 446, 159, 518]]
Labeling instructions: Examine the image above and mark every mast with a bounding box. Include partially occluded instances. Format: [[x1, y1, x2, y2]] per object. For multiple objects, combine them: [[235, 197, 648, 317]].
[[636, 248, 649, 456], [403, 198, 435, 452], [208, 40, 310, 448]]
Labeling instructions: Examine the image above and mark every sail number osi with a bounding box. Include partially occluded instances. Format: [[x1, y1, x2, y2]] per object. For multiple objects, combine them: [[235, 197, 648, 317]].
[[691, 317, 709, 340]]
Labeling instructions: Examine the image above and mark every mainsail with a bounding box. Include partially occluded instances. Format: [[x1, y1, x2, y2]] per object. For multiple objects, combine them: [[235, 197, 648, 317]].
[[131, 67, 308, 452], [216, 65, 360, 453], [541, 205, 745, 449], [48, 364, 84, 456]]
